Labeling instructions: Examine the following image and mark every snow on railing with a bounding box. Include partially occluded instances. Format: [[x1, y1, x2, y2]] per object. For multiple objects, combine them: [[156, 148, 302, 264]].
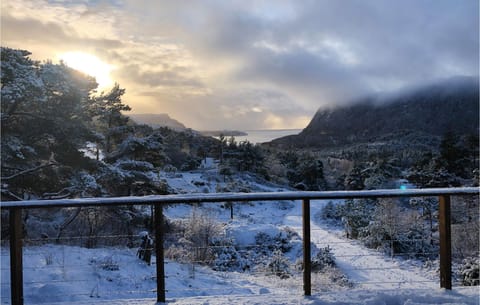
[[1, 187, 478, 304], [1, 187, 478, 209]]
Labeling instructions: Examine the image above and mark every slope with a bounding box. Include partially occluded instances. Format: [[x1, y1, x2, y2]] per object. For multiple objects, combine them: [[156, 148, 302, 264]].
[[2, 171, 478, 305], [128, 113, 187, 131], [271, 76, 479, 149]]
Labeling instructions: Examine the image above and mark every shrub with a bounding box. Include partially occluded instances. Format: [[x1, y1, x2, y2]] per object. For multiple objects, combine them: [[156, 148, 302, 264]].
[[168, 209, 223, 264], [254, 228, 299, 256], [321, 201, 342, 221], [211, 237, 248, 272], [267, 250, 291, 279], [312, 246, 336, 272], [90, 255, 119, 271], [460, 257, 479, 286]]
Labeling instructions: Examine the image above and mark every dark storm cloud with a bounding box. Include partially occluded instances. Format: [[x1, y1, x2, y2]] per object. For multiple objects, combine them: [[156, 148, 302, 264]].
[[143, 0, 478, 108], [237, 46, 369, 107], [297, 1, 479, 83]]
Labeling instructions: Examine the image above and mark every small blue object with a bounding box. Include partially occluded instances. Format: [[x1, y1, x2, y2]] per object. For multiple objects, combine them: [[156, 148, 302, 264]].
[[400, 185, 407, 190]]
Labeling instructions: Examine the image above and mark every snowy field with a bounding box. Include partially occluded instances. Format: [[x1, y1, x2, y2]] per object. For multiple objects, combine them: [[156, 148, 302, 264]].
[[1, 169, 479, 304]]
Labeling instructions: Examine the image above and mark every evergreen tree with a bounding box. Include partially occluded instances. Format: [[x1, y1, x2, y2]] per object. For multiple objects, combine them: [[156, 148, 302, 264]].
[[298, 155, 326, 190], [1, 47, 100, 197], [344, 164, 365, 190], [91, 84, 131, 154]]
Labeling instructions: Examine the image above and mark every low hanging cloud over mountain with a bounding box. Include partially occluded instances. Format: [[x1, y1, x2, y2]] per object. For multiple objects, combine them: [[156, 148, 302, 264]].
[[2, 0, 478, 130]]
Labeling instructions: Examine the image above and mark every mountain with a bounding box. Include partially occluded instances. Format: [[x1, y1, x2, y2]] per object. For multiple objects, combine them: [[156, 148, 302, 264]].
[[128, 113, 187, 131], [270, 76, 479, 149]]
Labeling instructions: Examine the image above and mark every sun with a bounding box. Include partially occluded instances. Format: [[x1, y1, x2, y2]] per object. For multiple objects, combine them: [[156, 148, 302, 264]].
[[59, 51, 114, 90]]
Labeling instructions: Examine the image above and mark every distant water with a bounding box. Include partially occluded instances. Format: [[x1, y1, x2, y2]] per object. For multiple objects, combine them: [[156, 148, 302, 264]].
[[232, 129, 302, 144]]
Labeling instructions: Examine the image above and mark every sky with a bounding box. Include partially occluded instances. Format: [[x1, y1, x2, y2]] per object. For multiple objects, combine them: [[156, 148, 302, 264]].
[[1, 0, 479, 130]]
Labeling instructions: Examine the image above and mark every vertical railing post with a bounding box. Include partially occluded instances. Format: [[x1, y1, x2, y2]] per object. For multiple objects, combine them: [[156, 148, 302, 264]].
[[10, 208, 23, 305], [154, 204, 166, 303], [302, 199, 311, 296], [438, 195, 452, 289]]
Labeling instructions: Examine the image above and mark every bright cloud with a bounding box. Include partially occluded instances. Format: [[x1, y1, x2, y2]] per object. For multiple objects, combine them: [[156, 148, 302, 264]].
[[1, 0, 478, 130]]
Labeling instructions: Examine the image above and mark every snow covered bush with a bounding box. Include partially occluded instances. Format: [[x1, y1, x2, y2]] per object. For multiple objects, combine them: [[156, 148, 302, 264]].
[[181, 156, 201, 171], [359, 199, 437, 259], [164, 244, 190, 263], [320, 201, 343, 222], [266, 250, 291, 279], [329, 198, 439, 260], [459, 257, 479, 286], [216, 180, 252, 193], [166, 212, 303, 274], [339, 199, 375, 239], [311, 246, 336, 272], [90, 255, 120, 271], [309, 246, 352, 289], [312, 266, 352, 290], [163, 164, 178, 173], [255, 232, 276, 255], [254, 228, 299, 256], [211, 237, 248, 272], [115, 160, 154, 172], [167, 209, 223, 265], [451, 195, 480, 260]]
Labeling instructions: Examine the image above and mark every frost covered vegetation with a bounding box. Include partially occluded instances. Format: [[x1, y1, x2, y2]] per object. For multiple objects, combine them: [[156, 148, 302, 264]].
[[319, 196, 479, 285], [1, 47, 479, 302]]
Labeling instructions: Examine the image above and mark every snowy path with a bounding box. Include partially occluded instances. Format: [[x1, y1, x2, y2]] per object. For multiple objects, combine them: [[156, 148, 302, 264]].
[[3, 172, 477, 305], [283, 200, 437, 290], [164, 172, 438, 291]]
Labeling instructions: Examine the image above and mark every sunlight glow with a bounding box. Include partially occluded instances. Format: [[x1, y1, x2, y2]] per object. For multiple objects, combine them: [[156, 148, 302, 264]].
[[59, 51, 114, 89]]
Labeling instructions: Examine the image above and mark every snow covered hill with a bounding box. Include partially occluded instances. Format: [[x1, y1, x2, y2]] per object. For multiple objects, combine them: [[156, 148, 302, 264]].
[[1, 170, 478, 305]]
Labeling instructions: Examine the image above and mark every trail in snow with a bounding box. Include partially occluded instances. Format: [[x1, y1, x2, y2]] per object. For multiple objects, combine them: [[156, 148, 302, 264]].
[[164, 170, 438, 291], [283, 200, 437, 290], [4, 170, 476, 305]]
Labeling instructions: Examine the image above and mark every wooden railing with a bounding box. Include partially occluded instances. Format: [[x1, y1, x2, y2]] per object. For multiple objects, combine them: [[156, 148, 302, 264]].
[[1, 187, 478, 304]]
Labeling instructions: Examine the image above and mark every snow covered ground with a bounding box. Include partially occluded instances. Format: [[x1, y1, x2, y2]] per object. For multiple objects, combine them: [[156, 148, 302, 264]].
[[1, 170, 479, 304], [46, 288, 480, 305]]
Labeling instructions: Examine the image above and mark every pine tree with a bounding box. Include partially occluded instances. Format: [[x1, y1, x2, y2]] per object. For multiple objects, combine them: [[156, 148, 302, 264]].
[[1, 48, 100, 197], [91, 84, 131, 154]]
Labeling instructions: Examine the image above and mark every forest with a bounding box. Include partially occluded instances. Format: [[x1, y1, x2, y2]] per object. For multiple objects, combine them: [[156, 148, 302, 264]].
[[1, 47, 478, 288]]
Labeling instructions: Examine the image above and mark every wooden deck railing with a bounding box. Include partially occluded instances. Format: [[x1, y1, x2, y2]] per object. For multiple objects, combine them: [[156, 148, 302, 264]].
[[1, 187, 478, 304]]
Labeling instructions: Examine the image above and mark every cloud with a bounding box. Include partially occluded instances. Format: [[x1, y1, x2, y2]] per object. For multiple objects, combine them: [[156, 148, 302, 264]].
[[120, 0, 478, 112], [118, 64, 203, 88], [1, 13, 123, 49], [1, 0, 478, 130], [1, 1, 124, 58], [133, 87, 312, 130]]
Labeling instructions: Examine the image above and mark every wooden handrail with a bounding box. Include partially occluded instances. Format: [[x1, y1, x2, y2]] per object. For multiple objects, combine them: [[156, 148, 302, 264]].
[[1, 187, 478, 209], [2, 187, 478, 304]]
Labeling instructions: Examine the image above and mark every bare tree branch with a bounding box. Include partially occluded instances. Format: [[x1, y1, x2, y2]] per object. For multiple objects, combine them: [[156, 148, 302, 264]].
[[42, 188, 72, 200], [56, 207, 82, 243], [1, 161, 57, 181], [0, 189, 23, 201]]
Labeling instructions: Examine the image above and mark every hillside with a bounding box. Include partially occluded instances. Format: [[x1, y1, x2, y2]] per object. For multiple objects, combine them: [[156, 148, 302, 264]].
[[128, 113, 187, 131], [271, 76, 479, 149], [4, 170, 479, 305]]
